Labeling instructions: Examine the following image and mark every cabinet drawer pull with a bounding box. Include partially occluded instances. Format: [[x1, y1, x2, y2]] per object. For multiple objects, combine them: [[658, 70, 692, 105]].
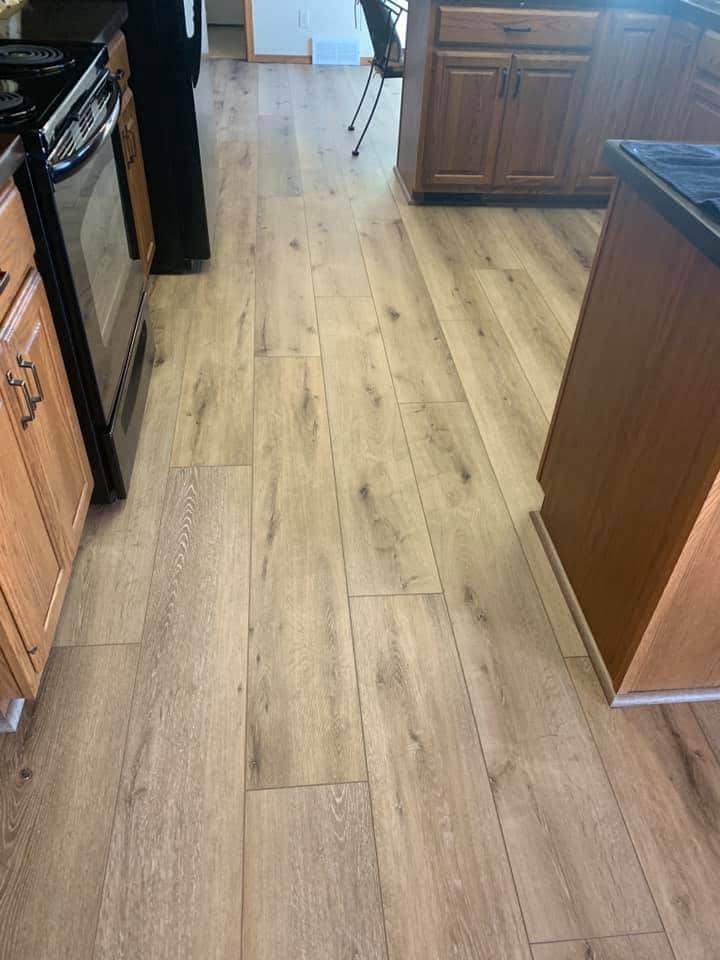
[[503, 25, 532, 32], [0, 270, 9, 294], [6, 372, 36, 427], [513, 68, 523, 98], [17, 355, 44, 405], [498, 66, 508, 98]]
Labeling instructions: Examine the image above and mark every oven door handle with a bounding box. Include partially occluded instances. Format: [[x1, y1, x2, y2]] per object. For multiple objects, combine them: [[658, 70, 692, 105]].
[[49, 75, 122, 184]]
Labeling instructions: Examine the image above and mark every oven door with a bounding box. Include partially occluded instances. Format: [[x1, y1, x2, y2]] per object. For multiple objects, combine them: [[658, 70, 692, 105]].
[[49, 73, 145, 425]]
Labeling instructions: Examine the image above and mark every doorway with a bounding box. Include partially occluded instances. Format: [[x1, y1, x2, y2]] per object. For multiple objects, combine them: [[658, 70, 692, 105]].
[[207, 0, 252, 60]]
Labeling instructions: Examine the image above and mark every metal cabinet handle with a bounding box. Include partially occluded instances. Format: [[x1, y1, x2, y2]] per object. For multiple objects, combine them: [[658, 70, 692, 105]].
[[6, 372, 36, 427], [513, 68, 523, 98], [498, 67, 508, 98], [0, 270, 9, 294], [504, 25, 532, 32], [17, 355, 43, 405]]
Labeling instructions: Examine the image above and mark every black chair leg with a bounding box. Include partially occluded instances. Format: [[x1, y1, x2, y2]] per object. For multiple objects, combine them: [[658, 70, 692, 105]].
[[352, 71, 386, 156], [348, 61, 375, 132]]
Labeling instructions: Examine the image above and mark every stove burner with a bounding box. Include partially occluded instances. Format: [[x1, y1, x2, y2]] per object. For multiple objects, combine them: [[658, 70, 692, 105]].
[[0, 90, 35, 124], [0, 44, 69, 77]]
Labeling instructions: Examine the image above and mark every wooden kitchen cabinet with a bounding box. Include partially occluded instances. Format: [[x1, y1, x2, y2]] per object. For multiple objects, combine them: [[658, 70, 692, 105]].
[[572, 11, 669, 192], [683, 77, 720, 140], [0, 179, 93, 700], [494, 52, 590, 188], [424, 50, 511, 186]]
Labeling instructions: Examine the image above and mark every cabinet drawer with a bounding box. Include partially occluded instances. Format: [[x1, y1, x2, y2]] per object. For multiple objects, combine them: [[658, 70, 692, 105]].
[[107, 30, 131, 90], [697, 29, 720, 80], [436, 6, 599, 48], [0, 184, 35, 323]]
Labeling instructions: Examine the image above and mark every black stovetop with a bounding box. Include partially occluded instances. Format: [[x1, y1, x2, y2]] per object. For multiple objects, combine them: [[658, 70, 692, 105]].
[[0, 39, 103, 134]]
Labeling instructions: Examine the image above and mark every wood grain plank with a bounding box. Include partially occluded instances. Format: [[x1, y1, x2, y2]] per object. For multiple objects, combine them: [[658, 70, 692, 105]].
[[357, 218, 464, 402], [441, 317, 584, 657], [172, 245, 254, 466], [256, 196, 318, 356], [352, 593, 531, 960], [56, 308, 190, 647], [305, 194, 371, 297], [402, 402, 660, 943], [257, 114, 302, 197], [217, 60, 258, 141], [344, 146, 400, 221], [446, 206, 523, 271], [317, 298, 440, 595], [476, 269, 571, 420], [570, 656, 720, 960], [258, 63, 292, 115], [94, 466, 250, 960], [243, 783, 386, 960], [490, 208, 590, 339], [693, 701, 720, 765], [532, 933, 674, 960], [248, 358, 365, 787], [0, 645, 138, 959]]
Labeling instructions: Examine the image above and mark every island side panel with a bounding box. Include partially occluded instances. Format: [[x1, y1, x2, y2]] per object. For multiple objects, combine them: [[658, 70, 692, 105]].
[[396, 0, 434, 195]]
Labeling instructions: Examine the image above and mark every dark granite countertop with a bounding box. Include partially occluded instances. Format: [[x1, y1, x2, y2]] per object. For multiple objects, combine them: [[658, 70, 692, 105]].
[[0, 1, 127, 45], [0, 135, 25, 185], [604, 139, 720, 268]]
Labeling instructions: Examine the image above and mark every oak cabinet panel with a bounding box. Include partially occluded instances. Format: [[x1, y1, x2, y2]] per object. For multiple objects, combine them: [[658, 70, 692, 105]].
[[424, 50, 511, 187], [495, 52, 590, 189], [682, 76, 720, 141], [119, 89, 155, 276], [573, 11, 669, 191], [647, 18, 701, 138]]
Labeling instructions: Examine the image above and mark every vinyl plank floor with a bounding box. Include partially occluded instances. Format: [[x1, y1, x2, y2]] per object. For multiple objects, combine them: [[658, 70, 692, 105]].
[[570, 657, 720, 960], [257, 62, 292, 116], [693, 701, 720, 764], [352, 593, 530, 960], [317, 297, 440, 595], [532, 934, 675, 960], [343, 147, 400, 221], [305, 193, 371, 297], [446, 206, 524, 271], [257, 114, 302, 198], [441, 317, 584, 657], [255, 195, 318, 356], [94, 466, 250, 960], [357, 218, 464, 402], [0, 645, 138, 960], [248, 358, 365, 787], [243, 783, 386, 960], [217, 60, 258, 141], [402, 402, 660, 943], [56, 308, 190, 647]]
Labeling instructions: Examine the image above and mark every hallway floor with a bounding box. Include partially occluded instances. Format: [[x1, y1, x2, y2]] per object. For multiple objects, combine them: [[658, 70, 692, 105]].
[[2, 62, 720, 960]]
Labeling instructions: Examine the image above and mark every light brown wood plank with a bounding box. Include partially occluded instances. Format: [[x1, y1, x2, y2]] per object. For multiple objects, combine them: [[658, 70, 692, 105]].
[[217, 60, 258, 142], [569, 656, 720, 960], [255, 195, 318, 356], [243, 783, 386, 960], [0, 645, 138, 959], [446, 206, 524, 271], [248, 358, 365, 787], [532, 933, 674, 960], [344, 146, 400, 221], [402, 402, 660, 943], [693, 701, 720, 764], [541, 209, 600, 273], [357, 218, 464, 402], [476, 269, 571, 420], [56, 307, 190, 647], [305, 194, 371, 297], [172, 246, 254, 466], [441, 317, 584, 657], [258, 62, 292, 115], [398, 204, 493, 322], [257, 114, 302, 197], [94, 466, 250, 960], [491, 208, 590, 339], [317, 298, 440, 595], [352, 593, 531, 960]]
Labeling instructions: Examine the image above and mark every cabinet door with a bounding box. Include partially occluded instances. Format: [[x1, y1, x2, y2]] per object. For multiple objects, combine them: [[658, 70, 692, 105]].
[[1, 271, 93, 567], [424, 51, 512, 187], [495, 53, 590, 189], [682, 77, 720, 141], [119, 89, 156, 275], [573, 11, 670, 191], [646, 19, 701, 139], [0, 357, 66, 677]]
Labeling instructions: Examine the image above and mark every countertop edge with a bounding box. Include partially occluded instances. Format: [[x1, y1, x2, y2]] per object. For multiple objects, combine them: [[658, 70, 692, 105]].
[[603, 139, 720, 270]]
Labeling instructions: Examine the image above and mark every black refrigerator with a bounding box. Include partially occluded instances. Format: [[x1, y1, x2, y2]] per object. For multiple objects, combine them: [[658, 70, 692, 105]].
[[123, 0, 218, 273]]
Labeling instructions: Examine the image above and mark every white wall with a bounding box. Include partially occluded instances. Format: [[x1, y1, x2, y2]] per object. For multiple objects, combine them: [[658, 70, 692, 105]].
[[252, 0, 373, 58]]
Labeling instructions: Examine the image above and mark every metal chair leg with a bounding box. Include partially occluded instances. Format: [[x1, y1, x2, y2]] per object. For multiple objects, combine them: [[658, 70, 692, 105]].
[[352, 71, 386, 156], [348, 61, 375, 132]]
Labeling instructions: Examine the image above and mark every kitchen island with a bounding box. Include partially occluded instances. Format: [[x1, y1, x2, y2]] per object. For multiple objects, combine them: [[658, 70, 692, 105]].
[[396, 0, 720, 200], [536, 140, 720, 705]]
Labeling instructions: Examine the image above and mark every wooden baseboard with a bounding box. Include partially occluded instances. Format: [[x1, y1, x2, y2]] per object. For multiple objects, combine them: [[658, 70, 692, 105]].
[[531, 511, 720, 707]]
